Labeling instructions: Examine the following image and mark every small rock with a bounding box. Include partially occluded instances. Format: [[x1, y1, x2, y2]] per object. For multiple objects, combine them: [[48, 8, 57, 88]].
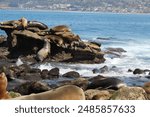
[[99, 65, 109, 73], [92, 68, 99, 74], [40, 69, 49, 79], [128, 69, 133, 72], [110, 87, 147, 100], [62, 71, 80, 78], [133, 68, 144, 74], [48, 67, 59, 76], [8, 91, 21, 98]]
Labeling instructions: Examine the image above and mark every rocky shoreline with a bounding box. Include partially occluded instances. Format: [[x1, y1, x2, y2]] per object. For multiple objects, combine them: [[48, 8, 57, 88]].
[[0, 18, 150, 100]]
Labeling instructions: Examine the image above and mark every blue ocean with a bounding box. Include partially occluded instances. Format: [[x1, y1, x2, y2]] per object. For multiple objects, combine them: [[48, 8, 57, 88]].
[[0, 9, 150, 86]]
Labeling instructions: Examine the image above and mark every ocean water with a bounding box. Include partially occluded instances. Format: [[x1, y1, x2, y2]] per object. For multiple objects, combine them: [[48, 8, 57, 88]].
[[0, 10, 150, 86]]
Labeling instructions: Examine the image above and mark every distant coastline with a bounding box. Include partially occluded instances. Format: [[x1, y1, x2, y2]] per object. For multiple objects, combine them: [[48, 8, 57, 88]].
[[1, 8, 150, 15]]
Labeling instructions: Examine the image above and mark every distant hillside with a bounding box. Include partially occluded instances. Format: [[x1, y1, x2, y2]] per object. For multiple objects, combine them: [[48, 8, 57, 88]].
[[0, 0, 150, 13]]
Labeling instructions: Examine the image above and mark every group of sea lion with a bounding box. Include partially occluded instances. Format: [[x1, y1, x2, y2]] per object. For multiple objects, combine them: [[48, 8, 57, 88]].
[[0, 72, 85, 100]]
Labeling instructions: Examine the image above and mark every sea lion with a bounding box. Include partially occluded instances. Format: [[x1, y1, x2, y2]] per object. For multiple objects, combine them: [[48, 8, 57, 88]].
[[28, 21, 48, 30], [88, 78, 126, 90], [12, 85, 85, 100], [0, 72, 10, 99], [0, 20, 21, 28], [19, 17, 28, 29], [36, 39, 50, 61], [50, 25, 71, 34]]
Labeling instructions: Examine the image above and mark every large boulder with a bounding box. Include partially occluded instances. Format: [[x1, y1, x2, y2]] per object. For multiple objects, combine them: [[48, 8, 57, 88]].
[[110, 87, 147, 100]]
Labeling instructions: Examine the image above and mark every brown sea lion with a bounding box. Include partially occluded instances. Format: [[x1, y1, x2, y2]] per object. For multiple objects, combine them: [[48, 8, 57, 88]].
[[28, 21, 48, 30], [36, 39, 50, 61], [0, 20, 21, 28], [0, 72, 10, 99], [19, 17, 28, 29], [12, 85, 85, 100], [50, 25, 71, 33]]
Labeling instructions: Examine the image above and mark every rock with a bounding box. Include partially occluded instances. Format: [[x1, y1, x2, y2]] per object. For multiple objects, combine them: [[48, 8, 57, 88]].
[[48, 67, 59, 77], [128, 69, 133, 72], [85, 89, 112, 100], [99, 65, 109, 73], [0, 72, 11, 99], [143, 82, 150, 94], [0, 35, 6, 44], [0, 18, 105, 64], [18, 73, 41, 81], [110, 87, 147, 100], [40, 69, 49, 79], [92, 68, 99, 74], [8, 91, 21, 98], [88, 78, 126, 90], [62, 71, 80, 78], [71, 78, 89, 90], [88, 75, 106, 82], [13, 81, 50, 95], [12, 85, 85, 100], [29, 68, 41, 73], [104, 47, 126, 58], [133, 68, 144, 74], [143, 82, 150, 99]]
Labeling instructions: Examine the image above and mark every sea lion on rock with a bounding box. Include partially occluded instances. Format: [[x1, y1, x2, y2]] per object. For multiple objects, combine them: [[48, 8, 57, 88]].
[[28, 21, 48, 30], [12, 85, 85, 100], [36, 39, 50, 61], [88, 78, 126, 90], [0, 72, 10, 99], [50, 25, 71, 34], [0, 20, 21, 28], [19, 17, 28, 29]]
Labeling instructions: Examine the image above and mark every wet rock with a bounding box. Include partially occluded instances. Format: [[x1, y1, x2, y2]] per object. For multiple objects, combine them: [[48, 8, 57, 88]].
[[13, 81, 50, 95], [48, 67, 59, 77], [92, 68, 99, 74], [88, 78, 126, 90], [40, 69, 49, 79], [99, 65, 109, 73], [110, 87, 147, 100], [128, 69, 133, 72], [104, 47, 126, 59], [133, 68, 144, 74], [62, 71, 80, 78]]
